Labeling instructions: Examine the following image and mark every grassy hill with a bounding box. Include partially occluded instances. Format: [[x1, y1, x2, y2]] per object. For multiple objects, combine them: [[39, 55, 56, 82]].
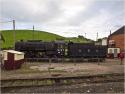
[[1, 30, 92, 49]]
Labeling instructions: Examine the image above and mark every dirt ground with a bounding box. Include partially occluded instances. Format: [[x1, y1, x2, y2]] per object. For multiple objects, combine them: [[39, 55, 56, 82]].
[[1, 59, 124, 79]]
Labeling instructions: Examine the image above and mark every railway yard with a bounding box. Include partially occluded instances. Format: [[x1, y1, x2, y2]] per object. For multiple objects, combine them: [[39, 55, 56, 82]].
[[1, 59, 124, 93], [1, 0, 124, 93]]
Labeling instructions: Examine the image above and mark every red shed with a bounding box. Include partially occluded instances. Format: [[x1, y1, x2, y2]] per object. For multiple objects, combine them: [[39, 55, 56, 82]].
[[3, 50, 24, 70]]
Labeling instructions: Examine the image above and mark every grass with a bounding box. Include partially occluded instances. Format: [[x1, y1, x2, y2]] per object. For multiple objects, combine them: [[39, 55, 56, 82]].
[[1, 30, 92, 49], [1, 30, 64, 48]]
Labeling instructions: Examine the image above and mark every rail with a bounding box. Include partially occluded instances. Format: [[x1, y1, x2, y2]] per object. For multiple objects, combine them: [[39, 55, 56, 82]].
[[24, 57, 105, 62], [1, 73, 124, 88]]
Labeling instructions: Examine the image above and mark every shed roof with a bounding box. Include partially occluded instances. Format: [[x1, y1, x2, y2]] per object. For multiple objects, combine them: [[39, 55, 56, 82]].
[[109, 26, 125, 37], [3, 50, 24, 54]]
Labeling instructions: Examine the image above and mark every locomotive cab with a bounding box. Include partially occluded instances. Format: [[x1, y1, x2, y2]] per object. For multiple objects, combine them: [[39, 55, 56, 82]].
[[54, 41, 66, 58]]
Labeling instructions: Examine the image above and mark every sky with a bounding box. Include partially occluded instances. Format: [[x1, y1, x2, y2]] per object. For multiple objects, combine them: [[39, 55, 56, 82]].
[[0, 0, 124, 40]]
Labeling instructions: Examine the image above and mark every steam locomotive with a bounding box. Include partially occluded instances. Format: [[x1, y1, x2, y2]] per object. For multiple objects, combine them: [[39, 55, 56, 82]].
[[15, 40, 107, 61]]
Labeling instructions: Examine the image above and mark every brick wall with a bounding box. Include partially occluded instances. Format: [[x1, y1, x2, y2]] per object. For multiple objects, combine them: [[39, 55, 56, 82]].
[[108, 34, 125, 52]]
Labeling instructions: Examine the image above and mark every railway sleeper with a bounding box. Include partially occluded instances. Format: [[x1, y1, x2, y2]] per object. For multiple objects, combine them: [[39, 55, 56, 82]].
[[1, 75, 124, 88]]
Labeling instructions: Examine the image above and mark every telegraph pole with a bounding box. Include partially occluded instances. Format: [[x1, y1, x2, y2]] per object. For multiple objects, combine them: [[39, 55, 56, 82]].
[[96, 32, 98, 41], [85, 33, 86, 38], [110, 30, 111, 35], [13, 20, 16, 50], [0, 31, 1, 61], [96, 32, 100, 65], [33, 25, 34, 40], [0, 31, 1, 51]]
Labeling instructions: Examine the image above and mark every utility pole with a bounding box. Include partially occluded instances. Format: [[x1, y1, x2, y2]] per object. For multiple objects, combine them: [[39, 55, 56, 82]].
[[0, 31, 2, 66], [13, 20, 16, 50], [96, 32, 98, 41], [33, 25, 34, 40], [38, 30, 39, 40], [96, 32, 99, 65], [0, 31, 1, 63], [0, 31, 1, 51], [85, 33, 86, 38], [110, 30, 111, 35]]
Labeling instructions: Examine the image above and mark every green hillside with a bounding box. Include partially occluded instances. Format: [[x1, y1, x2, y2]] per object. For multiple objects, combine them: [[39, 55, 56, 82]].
[[1, 30, 92, 49], [1, 30, 64, 48]]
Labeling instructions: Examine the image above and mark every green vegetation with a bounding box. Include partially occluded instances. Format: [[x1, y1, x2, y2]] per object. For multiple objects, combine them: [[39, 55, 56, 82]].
[[1, 30, 92, 49], [1, 30, 64, 48]]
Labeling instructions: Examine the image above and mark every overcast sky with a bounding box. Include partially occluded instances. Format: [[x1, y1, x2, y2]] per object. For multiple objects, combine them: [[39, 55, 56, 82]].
[[0, 0, 124, 40]]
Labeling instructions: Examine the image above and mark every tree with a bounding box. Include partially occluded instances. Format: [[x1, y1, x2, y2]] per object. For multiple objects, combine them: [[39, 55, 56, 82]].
[[78, 35, 84, 39]]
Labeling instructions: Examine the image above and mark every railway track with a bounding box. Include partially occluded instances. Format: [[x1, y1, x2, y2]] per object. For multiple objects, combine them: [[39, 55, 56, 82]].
[[24, 57, 105, 62], [1, 73, 124, 88]]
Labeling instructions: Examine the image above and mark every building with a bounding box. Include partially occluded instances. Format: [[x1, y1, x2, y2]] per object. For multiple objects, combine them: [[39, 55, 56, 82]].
[[101, 37, 108, 46], [3, 50, 24, 70], [95, 37, 107, 46], [108, 26, 125, 53]]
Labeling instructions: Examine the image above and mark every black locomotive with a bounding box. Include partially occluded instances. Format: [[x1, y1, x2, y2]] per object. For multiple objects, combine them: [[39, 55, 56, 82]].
[[15, 40, 107, 61], [15, 40, 66, 58]]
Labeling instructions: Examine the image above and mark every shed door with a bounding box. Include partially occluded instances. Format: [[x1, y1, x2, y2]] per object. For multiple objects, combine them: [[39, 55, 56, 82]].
[[114, 49, 118, 58], [8, 52, 14, 63], [5, 52, 15, 70]]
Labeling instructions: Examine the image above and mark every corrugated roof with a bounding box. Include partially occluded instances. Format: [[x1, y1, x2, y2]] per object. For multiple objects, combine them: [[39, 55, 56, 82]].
[[109, 26, 125, 37]]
